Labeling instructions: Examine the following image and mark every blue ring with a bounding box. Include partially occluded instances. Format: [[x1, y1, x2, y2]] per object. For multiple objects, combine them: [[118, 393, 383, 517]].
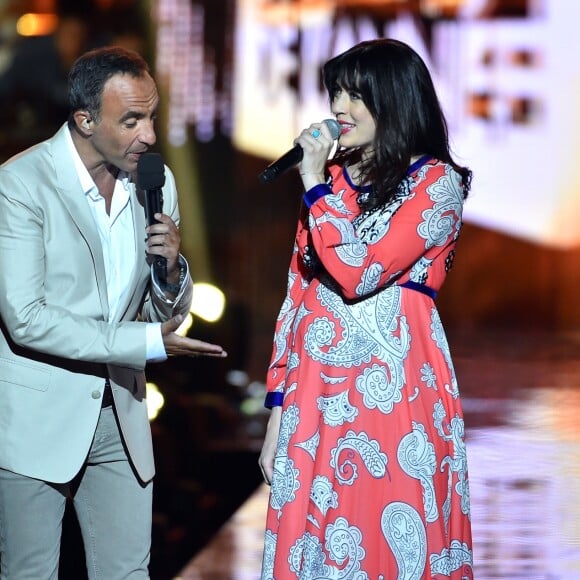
[[311, 129, 321, 138]]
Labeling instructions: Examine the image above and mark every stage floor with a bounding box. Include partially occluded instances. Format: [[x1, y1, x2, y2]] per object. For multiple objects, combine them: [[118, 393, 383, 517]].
[[177, 329, 580, 579]]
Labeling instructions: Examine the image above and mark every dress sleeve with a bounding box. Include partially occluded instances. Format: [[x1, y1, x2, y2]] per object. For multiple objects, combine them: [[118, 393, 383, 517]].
[[264, 215, 310, 408], [306, 162, 464, 300]]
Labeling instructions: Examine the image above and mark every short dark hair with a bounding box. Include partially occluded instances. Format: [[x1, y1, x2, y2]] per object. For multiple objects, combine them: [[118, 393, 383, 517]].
[[67, 46, 151, 126]]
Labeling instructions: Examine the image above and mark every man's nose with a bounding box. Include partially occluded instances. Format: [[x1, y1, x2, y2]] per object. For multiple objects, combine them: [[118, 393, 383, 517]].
[[141, 121, 156, 147]]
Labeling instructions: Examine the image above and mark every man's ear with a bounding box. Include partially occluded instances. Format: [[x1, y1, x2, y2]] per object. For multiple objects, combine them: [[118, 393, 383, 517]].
[[73, 111, 93, 136]]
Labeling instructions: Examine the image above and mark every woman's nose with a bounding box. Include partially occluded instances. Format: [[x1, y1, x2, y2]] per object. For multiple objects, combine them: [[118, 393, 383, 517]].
[[331, 93, 347, 116]]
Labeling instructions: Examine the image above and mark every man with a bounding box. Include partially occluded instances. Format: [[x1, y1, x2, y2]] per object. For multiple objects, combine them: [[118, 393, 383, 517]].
[[0, 46, 226, 579]]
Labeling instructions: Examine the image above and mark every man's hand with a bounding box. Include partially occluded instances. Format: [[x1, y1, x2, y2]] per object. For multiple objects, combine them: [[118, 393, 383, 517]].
[[146, 213, 181, 277], [161, 315, 227, 358]]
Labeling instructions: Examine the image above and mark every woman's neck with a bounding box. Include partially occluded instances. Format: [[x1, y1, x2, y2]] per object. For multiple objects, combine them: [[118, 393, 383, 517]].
[[346, 162, 365, 186]]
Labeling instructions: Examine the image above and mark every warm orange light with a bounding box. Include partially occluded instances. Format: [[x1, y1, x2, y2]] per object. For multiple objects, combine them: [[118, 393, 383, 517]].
[[16, 13, 59, 37], [31, 0, 58, 11]]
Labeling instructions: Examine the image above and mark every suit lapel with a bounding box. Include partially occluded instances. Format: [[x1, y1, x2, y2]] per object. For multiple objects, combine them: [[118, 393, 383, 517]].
[[48, 125, 110, 320]]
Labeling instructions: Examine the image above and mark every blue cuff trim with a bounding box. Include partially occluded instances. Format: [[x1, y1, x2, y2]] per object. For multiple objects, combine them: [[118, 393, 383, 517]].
[[265, 392, 284, 409], [304, 184, 332, 208], [400, 280, 437, 300]]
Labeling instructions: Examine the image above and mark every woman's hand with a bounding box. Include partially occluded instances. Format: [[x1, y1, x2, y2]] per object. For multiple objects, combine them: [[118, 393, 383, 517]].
[[259, 405, 282, 485], [295, 122, 335, 191]]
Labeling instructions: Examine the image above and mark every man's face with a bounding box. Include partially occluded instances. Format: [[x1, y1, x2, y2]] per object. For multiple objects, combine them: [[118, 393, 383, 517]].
[[89, 72, 159, 174]]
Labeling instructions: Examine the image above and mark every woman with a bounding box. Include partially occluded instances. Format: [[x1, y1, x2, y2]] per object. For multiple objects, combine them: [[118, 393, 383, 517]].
[[259, 38, 473, 579]]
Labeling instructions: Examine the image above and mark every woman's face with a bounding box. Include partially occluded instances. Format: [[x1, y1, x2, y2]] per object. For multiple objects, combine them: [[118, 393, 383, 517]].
[[331, 84, 376, 158]]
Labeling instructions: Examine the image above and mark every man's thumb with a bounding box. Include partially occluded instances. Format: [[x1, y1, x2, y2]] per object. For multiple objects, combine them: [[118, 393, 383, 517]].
[[162, 314, 184, 335]]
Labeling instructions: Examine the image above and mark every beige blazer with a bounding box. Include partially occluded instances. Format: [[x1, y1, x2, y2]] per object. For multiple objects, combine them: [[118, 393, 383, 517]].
[[0, 124, 193, 484]]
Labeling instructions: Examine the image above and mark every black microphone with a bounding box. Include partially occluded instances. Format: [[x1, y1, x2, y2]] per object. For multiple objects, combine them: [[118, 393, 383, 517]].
[[137, 152, 167, 284], [258, 119, 341, 184]]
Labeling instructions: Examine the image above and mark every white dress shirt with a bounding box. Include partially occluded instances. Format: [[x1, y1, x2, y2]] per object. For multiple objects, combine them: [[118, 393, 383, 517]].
[[65, 128, 166, 361]]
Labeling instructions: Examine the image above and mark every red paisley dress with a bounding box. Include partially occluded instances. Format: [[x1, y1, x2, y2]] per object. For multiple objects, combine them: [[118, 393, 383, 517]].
[[261, 156, 473, 579]]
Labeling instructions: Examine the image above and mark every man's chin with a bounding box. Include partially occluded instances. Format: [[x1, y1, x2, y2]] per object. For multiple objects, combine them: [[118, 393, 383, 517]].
[[122, 156, 140, 174]]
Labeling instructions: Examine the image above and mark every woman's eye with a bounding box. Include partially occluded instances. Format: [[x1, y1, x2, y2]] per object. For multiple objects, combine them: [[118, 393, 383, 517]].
[[349, 91, 361, 100]]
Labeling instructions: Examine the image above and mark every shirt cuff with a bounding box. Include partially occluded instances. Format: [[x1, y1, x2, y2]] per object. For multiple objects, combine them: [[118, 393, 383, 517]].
[[146, 322, 167, 362], [264, 391, 284, 409], [303, 184, 332, 208], [151, 254, 189, 302]]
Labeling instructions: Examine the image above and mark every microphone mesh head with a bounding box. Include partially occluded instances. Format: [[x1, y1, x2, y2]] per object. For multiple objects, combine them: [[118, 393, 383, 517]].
[[137, 153, 166, 189], [323, 118, 341, 140]]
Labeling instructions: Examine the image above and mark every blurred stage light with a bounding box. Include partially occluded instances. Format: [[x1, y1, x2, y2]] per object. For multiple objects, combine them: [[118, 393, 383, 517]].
[[226, 369, 250, 388], [16, 13, 58, 36], [174, 282, 226, 336], [190, 282, 226, 323], [146, 381, 165, 421]]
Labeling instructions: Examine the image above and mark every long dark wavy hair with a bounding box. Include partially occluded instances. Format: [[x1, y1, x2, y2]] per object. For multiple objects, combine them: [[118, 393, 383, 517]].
[[323, 39, 471, 210]]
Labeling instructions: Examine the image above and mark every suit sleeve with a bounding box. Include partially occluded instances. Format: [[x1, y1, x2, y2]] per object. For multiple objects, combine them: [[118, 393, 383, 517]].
[[0, 167, 148, 370], [139, 166, 194, 324]]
